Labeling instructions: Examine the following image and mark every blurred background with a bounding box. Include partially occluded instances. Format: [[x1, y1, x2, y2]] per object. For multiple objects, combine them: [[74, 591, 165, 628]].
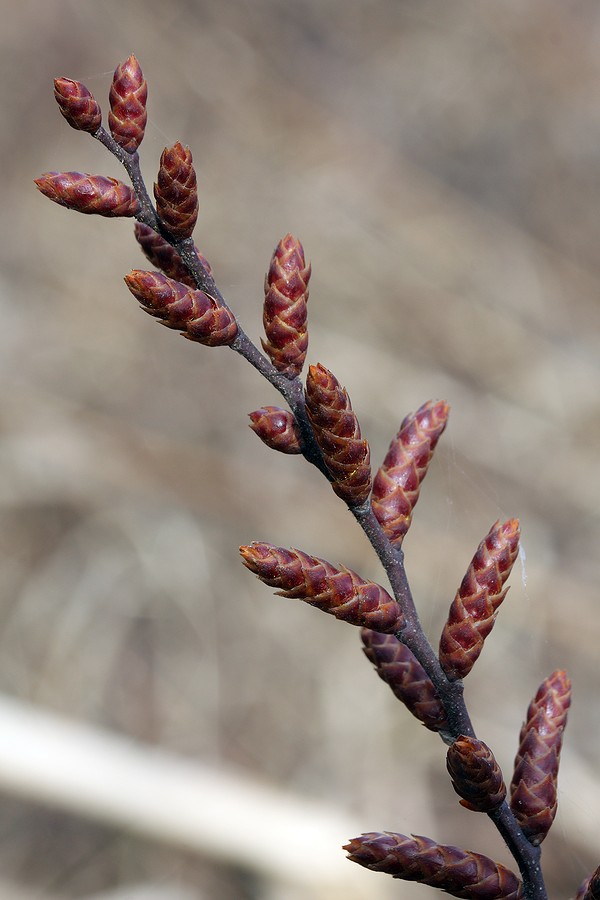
[[2, 0, 600, 897]]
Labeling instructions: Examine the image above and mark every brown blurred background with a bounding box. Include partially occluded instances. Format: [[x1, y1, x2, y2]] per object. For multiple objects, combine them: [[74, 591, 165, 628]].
[[2, 0, 600, 897]]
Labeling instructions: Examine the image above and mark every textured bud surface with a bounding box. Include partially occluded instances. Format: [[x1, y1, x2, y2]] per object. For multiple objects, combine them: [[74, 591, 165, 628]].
[[305, 363, 371, 506], [372, 400, 449, 546], [447, 736, 506, 812], [124, 270, 237, 346], [108, 54, 148, 152], [248, 407, 302, 454], [54, 78, 101, 133], [361, 629, 448, 732], [134, 223, 211, 288], [344, 833, 523, 900], [574, 868, 600, 900], [240, 543, 403, 633], [439, 519, 520, 680], [154, 142, 198, 239], [35, 172, 139, 217], [510, 670, 571, 845], [262, 234, 311, 377]]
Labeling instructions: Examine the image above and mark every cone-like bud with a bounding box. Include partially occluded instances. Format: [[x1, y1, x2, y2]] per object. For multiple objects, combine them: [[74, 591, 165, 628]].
[[371, 400, 449, 546], [344, 833, 523, 900], [34, 172, 139, 217], [248, 407, 302, 454], [361, 629, 448, 732], [262, 234, 311, 377], [305, 363, 371, 506], [446, 736, 506, 812], [439, 519, 520, 680], [240, 543, 403, 633], [574, 868, 600, 900], [108, 54, 147, 152], [124, 270, 237, 346], [154, 142, 198, 239], [134, 223, 212, 288], [54, 78, 102, 133], [510, 670, 572, 845]]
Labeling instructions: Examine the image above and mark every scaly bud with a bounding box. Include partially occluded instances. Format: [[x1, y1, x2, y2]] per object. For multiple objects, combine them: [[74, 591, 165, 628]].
[[54, 78, 102, 133], [240, 543, 403, 633], [134, 223, 212, 288], [439, 519, 520, 680], [154, 142, 198, 239], [446, 736, 506, 812], [248, 407, 302, 454], [361, 629, 448, 733], [372, 400, 449, 546], [344, 833, 523, 900], [510, 670, 572, 845], [34, 172, 139, 217], [262, 234, 311, 377], [108, 54, 148, 152], [574, 868, 600, 900], [305, 363, 371, 506], [124, 270, 237, 346]]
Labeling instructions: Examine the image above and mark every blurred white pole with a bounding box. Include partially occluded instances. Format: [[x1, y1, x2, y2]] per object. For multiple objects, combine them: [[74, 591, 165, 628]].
[[0, 694, 391, 900]]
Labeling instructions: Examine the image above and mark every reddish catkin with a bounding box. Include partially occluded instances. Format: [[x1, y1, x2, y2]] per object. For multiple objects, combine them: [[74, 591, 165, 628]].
[[134, 223, 212, 288], [509, 669, 572, 845], [305, 363, 371, 506], [34, 172, 139, 217], [108, 54, 148, 153], [360, 629, 448, 733], [438, 519, 520, 680], [574, 868, 600, 900], [154, 142, 198, 239], [54, 78, 102, 133], [124, 270, 238, 347], [371, 400, 449, 546], [262, 234, 311, 377], [446, 736, 506, 812], [248, 407, 302, 454], [239, 543, 404, 633], [344, 833, 523, 900]]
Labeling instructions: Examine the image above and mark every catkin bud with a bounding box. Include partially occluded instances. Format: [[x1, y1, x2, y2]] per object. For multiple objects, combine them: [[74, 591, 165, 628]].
[[262, 234, 311, 377], [108, 54, 148, 152], [134, 223, 212, 288], [446, 736, 506, 812], [344, 833, 523, 900], [54, 78, 102, 133], [439, 519, 520, 680], [371, 400, 449, 546], [240, 543, 403, 633], [305, 363, 371, 506], [248, 407, 302, 454], [154, 142, 198, 239], [361, 629, 448, 732], [34, 172, 139, 217], [124, 270, 237, 346], [510, 670, 572, 845]]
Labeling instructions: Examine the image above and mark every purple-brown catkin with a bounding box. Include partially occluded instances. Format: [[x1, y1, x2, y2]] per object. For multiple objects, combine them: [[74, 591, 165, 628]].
[[439, 519, 520, 680], [360, 629, 448, 733], [240, 543, 403, 633], [108, 54, 147, 152], [446, 736, 506, 812], [124, 270, 237, 347], [248, 407, 302, 454], [154, 142, 198, 239], [134, 223, 212, 288], [34, 172, 139, 217], [344, 833, 523, 900], [305, 363, 371, 506], [574, 868, 600, 900], [509, 670, 572, 845], [54, 78, 102, 133], [372, 400, 449, 546], [262, 234, 311, 377]]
